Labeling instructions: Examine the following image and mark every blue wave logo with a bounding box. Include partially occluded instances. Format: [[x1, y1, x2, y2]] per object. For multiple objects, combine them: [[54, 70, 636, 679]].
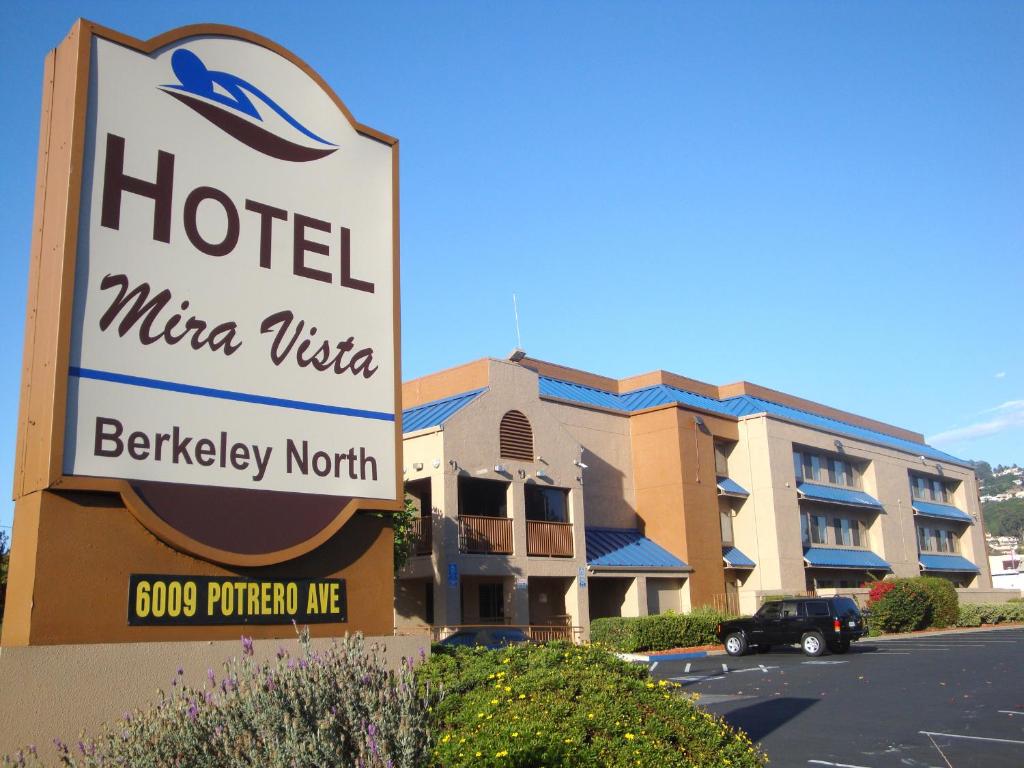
[[160, 49, 338, 163]]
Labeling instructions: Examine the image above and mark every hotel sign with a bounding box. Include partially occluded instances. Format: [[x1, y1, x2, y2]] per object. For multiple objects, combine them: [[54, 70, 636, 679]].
[[18, 22, 401, 568]]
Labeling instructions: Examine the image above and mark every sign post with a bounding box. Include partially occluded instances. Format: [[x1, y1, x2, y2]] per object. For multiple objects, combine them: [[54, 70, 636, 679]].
[[3, 20, 401, 644]]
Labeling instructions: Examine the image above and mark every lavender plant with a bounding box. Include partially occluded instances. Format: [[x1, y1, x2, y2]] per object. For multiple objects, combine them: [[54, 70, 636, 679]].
[[3, 630, 431, 768]]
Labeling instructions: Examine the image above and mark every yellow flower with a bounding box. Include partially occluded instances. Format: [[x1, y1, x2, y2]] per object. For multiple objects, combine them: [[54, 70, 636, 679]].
[[658, 680, 667, 687], [646, 682, 655, 688], [503, 658, 511, 664], [475, 751, 482, 758], [495, 750, 508, 758], [587, 713, 594, 719], [491, 699, 499, 705], [518, 694, 526, 699], [477, 712, 485, 719], [511, 732, 519, 738], [442, 735, 451, 743], [504, 686, 511, 692], [625, 733, 636, 740]]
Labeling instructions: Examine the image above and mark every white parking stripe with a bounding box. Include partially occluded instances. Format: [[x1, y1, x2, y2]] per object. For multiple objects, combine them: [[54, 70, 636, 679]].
[[999, 710, 1023, 716], [920, 730, 1024, 745], [807, 760, 874, 768], [649, 661, 658, 671], [684, 662, 691, 673], [721, 662, 729, 673]]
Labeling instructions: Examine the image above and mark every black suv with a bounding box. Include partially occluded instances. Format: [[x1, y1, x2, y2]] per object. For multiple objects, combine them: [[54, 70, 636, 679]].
[[716, 596, 866, 657]]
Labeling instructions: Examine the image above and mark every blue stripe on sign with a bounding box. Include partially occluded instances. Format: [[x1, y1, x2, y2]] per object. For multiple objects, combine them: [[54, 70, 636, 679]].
[[69, 367, 395, 422]]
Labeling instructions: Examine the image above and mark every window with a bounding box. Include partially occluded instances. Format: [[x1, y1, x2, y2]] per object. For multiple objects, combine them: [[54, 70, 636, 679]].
[[721, 508, 734, 544], [917, 525, 959, 553], [525, 485, 568, 523], [807, 601, 830, 617], [459, 477, 508, 518], [810, 515, 828, 545], [499, 410, 534, 461], [781, 601, 804, 618], [714, 441, 731, 478], [757, 602, 781, 619], [479, 583, 504, 620], [909, 472, 956, 504], [794, 447, 859, 488], [806, 512, 867, 547]]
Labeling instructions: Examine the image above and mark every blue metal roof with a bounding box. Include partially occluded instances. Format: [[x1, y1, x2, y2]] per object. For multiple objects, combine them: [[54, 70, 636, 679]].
[[402, 389, 486, 433], [717, 477, 750, 498], [797, 483, 883, 510], [919, 553, 980, 573], [912, 500, 973, 524], [803, 547, 892, 570], [585, 528, 688, 569], [537, 375, 966, 466], [723, 546, 755, 568]]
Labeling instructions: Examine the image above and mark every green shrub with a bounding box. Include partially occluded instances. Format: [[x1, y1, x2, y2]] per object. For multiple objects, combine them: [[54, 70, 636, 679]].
[[956, 604, 983, 627], [869, 579, 930, 633], [590, 617, 640, 651], [590, 608, 731, 653], [915, 576, 959, 628], [3, 632, 430, 768], [955, 602, 1024, 628], [419, 641, 767, 768]]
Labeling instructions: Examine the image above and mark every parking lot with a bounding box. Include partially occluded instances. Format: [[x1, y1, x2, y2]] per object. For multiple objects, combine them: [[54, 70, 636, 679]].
[[648, 627, 1024, 768]]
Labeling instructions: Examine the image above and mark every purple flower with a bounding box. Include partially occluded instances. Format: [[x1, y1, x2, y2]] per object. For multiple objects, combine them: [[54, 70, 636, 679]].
[[215, 725, 224, 738], [177, 667, 184, 676], [241, 636, 254, 656], [205, 691, 213, 704], [298, 658, 308, 670], [187, 700, 199, 720], [207, 668, 216, 685]]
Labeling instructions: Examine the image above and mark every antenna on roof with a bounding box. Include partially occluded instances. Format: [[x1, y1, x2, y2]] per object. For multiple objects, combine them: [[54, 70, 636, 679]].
[[513, 293, 522, 349], [508, 294, 526, 362]]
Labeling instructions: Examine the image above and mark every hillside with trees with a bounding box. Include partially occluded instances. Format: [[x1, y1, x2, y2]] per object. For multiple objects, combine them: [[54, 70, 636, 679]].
[[973, 460, 1024, 540]]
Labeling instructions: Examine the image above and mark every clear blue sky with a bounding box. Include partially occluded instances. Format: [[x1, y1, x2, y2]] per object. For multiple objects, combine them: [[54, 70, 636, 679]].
[[1, 1, 1021, 532]]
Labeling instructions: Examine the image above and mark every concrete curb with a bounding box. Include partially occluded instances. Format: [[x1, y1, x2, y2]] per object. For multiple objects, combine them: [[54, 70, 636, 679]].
[[617, 650, 715, 663]]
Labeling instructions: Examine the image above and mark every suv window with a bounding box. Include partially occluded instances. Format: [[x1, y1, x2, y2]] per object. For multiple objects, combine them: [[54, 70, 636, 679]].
[[757, 602, 782, 619], [781, 601, 804, 618], [833, 597, 862, 619], [806, 601, 830, 617]]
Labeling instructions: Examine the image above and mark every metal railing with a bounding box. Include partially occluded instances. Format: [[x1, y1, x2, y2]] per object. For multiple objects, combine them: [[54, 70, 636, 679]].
[[526, 520, 574, 557], [459, 515, 513, 554], [410, 516, 432, 556], [395, 623, 584, 644]]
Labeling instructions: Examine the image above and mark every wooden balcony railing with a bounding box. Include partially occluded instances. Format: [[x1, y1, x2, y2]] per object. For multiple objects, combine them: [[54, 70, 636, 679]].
[[459, 515, 513, 554], [410, 516, 432, 556], [526, 520, 574, 557]]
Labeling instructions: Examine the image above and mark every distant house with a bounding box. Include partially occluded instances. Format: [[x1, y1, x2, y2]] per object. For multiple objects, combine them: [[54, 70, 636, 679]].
[[989, 553, 1023, 591]]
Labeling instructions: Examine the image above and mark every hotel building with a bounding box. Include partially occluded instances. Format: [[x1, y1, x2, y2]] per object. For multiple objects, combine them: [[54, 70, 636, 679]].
[[395, 356, 994, 639]]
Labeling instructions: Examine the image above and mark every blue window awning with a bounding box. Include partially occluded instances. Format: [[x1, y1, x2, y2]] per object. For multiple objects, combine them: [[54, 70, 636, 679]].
[[585, 528, 690, 571], [804, 547, 892, 570], [912, 500, 973, 524], [723, 546, 755, 568], [717, 477, 749, 498], [919, 554, 980, 573], [797, 482, 883, 510]]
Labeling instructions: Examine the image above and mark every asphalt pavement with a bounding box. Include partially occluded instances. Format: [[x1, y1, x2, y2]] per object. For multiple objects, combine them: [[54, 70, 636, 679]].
[[647, 626, 1024, 768]]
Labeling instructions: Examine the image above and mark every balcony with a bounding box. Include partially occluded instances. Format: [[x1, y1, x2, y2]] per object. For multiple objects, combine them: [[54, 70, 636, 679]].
[[459, 515, 513, 554], [410, 516, 432, 556], [526, 520, 574, 557]]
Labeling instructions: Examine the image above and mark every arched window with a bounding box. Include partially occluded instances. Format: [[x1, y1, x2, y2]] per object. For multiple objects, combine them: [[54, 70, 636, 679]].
[[499, 410, 534, 461]]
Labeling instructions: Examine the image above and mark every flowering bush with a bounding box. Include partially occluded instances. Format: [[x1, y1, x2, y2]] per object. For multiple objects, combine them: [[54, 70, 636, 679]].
[[2, 630, 431, 768], [590, 606, 733, 652], [420, 641, 766, 768], [867, 579, 930, 633], [866, 580, 896, 606]]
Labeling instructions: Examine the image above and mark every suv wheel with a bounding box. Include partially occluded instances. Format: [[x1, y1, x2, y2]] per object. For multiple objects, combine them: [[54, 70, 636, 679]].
[[724, 632, 748, 657], [801, 631, 825, 657]]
